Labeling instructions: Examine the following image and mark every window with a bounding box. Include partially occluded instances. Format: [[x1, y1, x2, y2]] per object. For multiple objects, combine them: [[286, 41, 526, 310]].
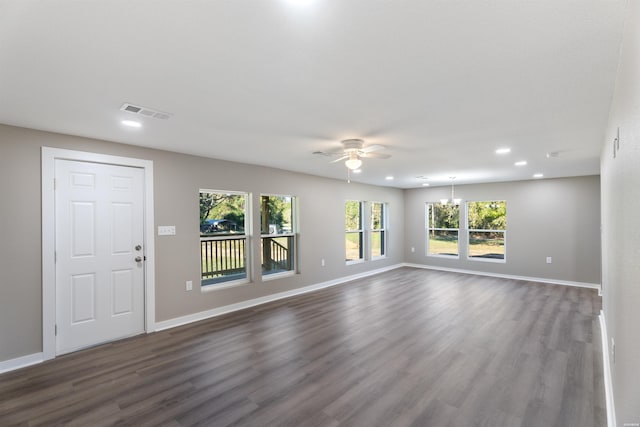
[[261, 194, 296, 276], [426, 202, 460, 257], [370, 202, 386, 258], [345, 201, 363, 263], [199, 190, 249, 286], [467, 200, 506, 261]]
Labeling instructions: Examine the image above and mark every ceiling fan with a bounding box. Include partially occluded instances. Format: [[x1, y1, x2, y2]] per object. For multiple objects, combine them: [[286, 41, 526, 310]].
[[314, 139, 391, 170]]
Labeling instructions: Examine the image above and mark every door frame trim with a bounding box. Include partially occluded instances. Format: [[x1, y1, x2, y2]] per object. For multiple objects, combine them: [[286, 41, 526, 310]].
[[42, 147, 156, 361]]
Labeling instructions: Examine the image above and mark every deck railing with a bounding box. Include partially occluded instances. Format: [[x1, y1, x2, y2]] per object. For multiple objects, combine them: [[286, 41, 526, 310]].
[[201, 235, 247, 284], [262, 235, 294, 274], [201, 234, 294, 284]]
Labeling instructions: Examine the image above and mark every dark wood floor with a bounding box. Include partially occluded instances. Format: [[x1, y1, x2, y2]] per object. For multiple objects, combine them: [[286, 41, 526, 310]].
[[0, 268, 605, 427]]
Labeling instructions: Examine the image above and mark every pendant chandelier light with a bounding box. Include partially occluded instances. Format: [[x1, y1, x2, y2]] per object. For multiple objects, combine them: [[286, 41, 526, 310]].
[[440, 177, 461, 205]]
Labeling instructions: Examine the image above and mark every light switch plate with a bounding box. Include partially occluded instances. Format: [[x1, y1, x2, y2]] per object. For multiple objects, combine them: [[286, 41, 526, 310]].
[[158, 225, 176, 236]]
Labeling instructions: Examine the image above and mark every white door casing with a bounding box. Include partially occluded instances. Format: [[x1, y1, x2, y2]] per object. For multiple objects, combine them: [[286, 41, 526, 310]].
[[55, 160, 144, 354], [42, 148, 155, 360]]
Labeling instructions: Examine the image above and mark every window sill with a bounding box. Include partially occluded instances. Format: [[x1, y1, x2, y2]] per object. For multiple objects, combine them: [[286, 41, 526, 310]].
[[262, 270, 296, 282], [427, 254, 460, 260], [467, 257, 506, 264], [201, 278, 251, 292], [346, 259, 365, 266], [371, 255, 387, 261]]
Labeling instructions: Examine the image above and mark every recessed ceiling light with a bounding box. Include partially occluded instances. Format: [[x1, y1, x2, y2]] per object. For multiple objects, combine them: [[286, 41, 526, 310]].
[[121, 120, 141, 128], [496, 148, 511, 154], [353, 169, 362, 174], [515, 161, 527, 166], [385, 176, 394, 180], [533, 173, 544, 178], [422, 183, 430, 187]]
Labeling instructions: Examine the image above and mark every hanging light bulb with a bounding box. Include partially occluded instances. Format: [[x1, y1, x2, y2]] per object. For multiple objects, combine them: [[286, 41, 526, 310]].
[[345, 152, 362, 170], [441, 177, 461, 205]]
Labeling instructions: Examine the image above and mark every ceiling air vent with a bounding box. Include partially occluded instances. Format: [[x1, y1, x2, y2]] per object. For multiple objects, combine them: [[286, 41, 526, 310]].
[[120, 103, 172, 120]]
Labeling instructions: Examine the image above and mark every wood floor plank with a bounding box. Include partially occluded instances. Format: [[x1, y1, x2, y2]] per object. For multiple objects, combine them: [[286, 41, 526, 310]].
[[0, 268, 605, 426]]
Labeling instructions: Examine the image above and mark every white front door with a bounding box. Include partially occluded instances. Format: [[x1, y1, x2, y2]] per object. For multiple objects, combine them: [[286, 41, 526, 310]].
[[55, 159, 145, 354]]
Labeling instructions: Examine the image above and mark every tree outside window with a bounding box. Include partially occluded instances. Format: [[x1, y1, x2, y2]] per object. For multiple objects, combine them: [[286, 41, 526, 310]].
[[371, 202, 386, 258], [426, 203, 460, 257], [345, 201, 363, 262], [199, 190, 249, 286], [261, 195, 296, 276], [467, 201, 506, 261]]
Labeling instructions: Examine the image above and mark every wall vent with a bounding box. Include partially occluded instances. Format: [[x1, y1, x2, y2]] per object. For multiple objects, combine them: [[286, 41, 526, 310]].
[[120, 103, 172, 120]]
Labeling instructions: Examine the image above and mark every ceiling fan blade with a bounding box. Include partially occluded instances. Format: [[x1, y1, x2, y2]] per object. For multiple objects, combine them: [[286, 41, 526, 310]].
[[362, 152, 391, 159], [330, 155, 349, 163], [360, 144, 385, 153], [313, 149, 346, 157]]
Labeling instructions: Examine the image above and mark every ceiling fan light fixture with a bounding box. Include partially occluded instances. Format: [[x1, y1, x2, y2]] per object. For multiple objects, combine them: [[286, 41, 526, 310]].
[[345, 153, 362, 170]]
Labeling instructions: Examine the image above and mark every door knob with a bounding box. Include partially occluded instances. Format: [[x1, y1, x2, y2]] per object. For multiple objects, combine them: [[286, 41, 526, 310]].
[[135, 256, 143, 262], [135, 245, 142, 251]]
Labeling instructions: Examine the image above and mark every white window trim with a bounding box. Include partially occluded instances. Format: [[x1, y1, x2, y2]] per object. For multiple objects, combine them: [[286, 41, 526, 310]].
[[425, 203, 461, 259], [42, 147, 156, 361], [345, 200, 364, 264], [370, 201, 388, 261], [259, 194, 298, 278], [199, 189, 252, 287], [201, 278, 251, 292], [465, 200, 507, 263], [262, 270, 296, 281]]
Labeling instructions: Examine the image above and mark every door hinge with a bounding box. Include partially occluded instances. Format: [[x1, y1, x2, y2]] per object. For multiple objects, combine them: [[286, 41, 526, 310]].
[[54, 251, 57, 263], [53, 178, 56, 190], [55, 325, 57, 336]]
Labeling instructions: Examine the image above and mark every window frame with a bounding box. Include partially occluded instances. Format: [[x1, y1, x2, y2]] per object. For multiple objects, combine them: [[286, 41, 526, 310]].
[[370, 201, 387, 260], [425, 202, 461, 259], [466, 200, 507, 263], [260, 193, 298, 280], [199, 189, 251, 290], [345, 200, 364, 265]]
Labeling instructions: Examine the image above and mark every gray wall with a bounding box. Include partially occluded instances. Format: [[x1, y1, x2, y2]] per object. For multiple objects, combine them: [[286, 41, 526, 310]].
[[601, 1, 640, 423], [404, 177, 601, 284], [0, 124, 404, 361]]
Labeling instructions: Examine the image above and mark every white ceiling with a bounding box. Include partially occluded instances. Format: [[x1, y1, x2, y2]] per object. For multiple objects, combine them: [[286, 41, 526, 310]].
[[0, 0, 627, 188]]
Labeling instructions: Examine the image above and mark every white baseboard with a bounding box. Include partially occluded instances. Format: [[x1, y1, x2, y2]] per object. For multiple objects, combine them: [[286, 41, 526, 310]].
[[155, 263, 403, 331], [599, 311, 616, 427], [402, 263, 601, 291], [0, 264, 599, 376], [0, 352, 43, 374]]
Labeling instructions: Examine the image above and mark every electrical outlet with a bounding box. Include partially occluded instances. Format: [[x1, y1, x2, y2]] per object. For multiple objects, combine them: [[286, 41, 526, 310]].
[[411, 247, 415, 253], [186, 280, 193, 291], [321, 259, 325, 267], [546, 256, 552, 264]]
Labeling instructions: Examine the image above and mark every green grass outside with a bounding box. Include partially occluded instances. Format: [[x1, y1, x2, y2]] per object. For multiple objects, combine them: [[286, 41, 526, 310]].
[[468, 237, 504, 258], [345, 232, 384, 260], [428, 236, 458, 256], [345, 232, 361, 261], [428, 234, 505, 258]]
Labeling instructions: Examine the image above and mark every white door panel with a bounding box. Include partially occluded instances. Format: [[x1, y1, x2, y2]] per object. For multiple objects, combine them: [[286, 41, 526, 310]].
[[55, 160, 145, 354]]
